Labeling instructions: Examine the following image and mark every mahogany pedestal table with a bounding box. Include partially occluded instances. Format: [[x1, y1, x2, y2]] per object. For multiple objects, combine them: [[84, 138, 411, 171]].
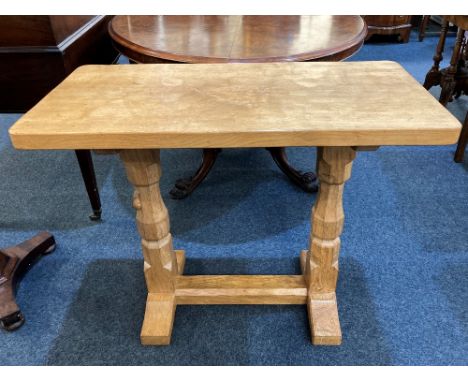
[[9, 62, 461, 345], [109, 15, 367, 199], [0, 232, 56, 330]]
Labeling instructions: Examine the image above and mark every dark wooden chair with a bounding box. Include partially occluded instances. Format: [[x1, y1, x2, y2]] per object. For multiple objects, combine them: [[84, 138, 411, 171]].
[[423, 16, 468, 163], [423, 16, 468, 106], [0, 16, 119, 220]]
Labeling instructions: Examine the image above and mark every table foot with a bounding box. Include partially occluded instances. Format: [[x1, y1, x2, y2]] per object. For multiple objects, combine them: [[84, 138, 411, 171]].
[[141, 293, 176, 345], [308, 294, 342, 345], [0, 232, 56, 331], [300, 250, 342, 345], [267, 147, 318, 193], [0, 311, 25, 332], [141, 249, 184, 345], [169, 148, 221, 199], [423, 69, 442, 91], [89, 208, 102, 221]]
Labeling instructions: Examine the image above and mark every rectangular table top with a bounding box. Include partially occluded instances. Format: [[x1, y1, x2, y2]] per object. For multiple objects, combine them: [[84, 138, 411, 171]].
[[9, 61, 461, 149]]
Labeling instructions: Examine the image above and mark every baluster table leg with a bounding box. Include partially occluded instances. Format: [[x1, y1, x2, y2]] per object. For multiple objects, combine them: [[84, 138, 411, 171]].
[[302, 146, 355, 345], [120, 149, 185, 345]]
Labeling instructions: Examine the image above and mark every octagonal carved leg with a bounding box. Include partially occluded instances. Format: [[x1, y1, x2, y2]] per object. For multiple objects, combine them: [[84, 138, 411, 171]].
[[120, 149, 184, 345], [303, 146, 355, 345]]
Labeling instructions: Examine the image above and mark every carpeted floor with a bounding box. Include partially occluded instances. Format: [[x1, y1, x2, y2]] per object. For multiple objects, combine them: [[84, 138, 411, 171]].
[[0, 28, 467, 365]]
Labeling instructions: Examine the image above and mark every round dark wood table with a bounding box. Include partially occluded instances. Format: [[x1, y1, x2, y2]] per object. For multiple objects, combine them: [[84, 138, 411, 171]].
[[109, 15, 367, 198]]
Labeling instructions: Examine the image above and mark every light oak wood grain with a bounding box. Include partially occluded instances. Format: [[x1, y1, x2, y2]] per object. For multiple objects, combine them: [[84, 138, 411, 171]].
[[175, 275, 307, 304], [120, 149, 181, 345], [303, 147, 355, 345], [121, 149, 178, 294], [118, 147, 324, 345], [9, 61, 461, 150], [140, 294, 176, 345]]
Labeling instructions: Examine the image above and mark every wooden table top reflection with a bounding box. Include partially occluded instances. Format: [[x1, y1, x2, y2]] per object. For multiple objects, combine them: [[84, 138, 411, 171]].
[[109, 15, 367, 63]]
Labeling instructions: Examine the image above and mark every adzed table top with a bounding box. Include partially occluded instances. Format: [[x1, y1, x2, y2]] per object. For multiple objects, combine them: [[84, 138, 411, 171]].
[[9, 61, 461, 149]]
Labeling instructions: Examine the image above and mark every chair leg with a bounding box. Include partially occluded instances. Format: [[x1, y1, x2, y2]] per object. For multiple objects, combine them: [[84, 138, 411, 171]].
[[75, 150, 102, 220], [455, 112, 468, 163], [439, 27, 465, 106], [423, 18, 449, 90], [419, 16, 430, 42]]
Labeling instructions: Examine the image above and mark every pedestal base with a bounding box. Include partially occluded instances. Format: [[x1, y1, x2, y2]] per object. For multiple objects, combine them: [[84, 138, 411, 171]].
[[0, 232, 56, 331]]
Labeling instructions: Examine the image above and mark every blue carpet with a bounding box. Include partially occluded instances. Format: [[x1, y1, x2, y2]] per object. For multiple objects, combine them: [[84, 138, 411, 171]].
[[0, 29, 467, 365]]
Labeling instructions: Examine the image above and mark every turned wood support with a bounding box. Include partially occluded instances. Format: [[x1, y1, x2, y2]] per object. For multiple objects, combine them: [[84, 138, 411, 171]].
[[424, 19, 449, 90], [418, 16, 430, 42], [303, 146, 355, 345], [120, 149, 183, 345], [432, 19, 449, 72], [439, 27, 466, 105]]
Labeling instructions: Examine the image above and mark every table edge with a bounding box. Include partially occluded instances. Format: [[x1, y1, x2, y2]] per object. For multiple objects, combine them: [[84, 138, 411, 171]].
[[108, 16, 367, 64], [10, 127, 462, 150]]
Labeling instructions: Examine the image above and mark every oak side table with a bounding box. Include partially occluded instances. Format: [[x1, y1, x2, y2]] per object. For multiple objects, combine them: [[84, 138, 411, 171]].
[[9, 62, 461, 346], [109, 15, 367, 199]]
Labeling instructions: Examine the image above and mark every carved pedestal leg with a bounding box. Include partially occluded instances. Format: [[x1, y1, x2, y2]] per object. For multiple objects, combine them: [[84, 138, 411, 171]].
[[439, 27, 465, 106], [266, 147, 318, 193], [169, 148, 221, 199], [120, 149, 184, 345], [302, 147, 355, 345], [424, 19, 449, 90], [0, 232, 56, 331]]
